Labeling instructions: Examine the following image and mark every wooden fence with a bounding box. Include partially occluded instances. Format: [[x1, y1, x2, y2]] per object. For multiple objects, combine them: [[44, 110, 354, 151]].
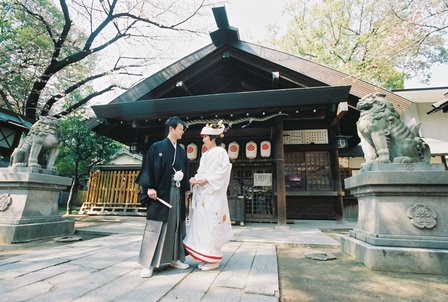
[[79, 169, 145, 216]]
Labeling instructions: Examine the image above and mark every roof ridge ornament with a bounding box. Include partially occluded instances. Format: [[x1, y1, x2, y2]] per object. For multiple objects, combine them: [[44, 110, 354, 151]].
[[210, 6, 240, 46]]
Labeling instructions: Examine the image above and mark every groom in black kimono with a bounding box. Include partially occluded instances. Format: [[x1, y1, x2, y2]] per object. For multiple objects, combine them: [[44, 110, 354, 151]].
[[135, 116, 189, 278]]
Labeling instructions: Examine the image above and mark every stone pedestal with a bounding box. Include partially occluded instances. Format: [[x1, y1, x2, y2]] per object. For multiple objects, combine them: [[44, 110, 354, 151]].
[[0, 167, 74, 244], [340, 163, 448, 275]]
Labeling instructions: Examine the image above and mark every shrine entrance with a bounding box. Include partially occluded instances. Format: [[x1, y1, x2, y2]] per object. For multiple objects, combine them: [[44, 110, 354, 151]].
[[228, 163, 276, 223]]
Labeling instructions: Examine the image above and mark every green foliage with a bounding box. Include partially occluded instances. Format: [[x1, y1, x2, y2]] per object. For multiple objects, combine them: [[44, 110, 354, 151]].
[[55, 115, 122, 178], [272, 0, 448, 89], [0, 0, 94, 114]]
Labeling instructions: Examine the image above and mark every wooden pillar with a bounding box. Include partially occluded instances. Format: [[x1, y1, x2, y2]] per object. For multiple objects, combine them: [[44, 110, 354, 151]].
[[275, 120, 287, 225], [332, 148, 344, 220]]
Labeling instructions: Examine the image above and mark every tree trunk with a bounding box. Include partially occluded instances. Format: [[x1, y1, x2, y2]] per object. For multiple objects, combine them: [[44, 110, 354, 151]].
[[66, 160, 80, 215]]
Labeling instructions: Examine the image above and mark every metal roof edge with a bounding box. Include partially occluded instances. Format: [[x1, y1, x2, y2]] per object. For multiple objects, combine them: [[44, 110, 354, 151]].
[[108, 43, 219, 105], [228, 40, 412, 113]]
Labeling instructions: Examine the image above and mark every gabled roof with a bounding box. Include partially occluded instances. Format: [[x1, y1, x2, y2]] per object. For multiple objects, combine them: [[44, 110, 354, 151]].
[[91, 6, 412, 148], [94, 86, 351, 120], [104, 7, 410, 113], [105, 40, 410, 113]]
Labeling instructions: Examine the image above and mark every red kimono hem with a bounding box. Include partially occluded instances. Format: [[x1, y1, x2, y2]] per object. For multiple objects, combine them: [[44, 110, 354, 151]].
[[184, 243, 222, 263]]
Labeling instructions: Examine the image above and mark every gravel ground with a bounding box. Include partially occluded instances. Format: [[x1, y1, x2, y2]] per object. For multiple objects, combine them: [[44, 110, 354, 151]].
[[277, 232, 448, 302]]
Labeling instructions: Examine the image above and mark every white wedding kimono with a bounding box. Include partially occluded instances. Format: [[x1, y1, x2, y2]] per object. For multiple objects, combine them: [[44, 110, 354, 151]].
[[183, 146, 233, 263]]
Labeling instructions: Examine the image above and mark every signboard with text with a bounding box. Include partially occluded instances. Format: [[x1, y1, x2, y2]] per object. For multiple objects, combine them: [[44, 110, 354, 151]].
[[254, 173, 272, 187]]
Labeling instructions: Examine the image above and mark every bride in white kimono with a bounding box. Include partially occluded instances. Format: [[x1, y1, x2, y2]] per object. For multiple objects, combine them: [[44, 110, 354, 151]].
[[183, 121, 233, 271]]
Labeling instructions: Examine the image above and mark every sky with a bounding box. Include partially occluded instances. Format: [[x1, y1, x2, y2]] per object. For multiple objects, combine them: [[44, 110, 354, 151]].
[[227, 0, 447, 88], [162, 0, 447, 89]]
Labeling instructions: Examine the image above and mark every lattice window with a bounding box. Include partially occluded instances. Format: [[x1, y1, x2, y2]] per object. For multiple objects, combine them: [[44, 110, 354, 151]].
[[228, 165, 275, 219], [284, 151, 333, 191], [284, 152, 306, 190]]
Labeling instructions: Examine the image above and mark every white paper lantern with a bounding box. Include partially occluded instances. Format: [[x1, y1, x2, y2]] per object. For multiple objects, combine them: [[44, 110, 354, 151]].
[[246, 141, 257, 159], [201, 144, 208, 154], [186, 143, 197, 160], [228, 141, 239, 160], [260, 141, 271, 158]]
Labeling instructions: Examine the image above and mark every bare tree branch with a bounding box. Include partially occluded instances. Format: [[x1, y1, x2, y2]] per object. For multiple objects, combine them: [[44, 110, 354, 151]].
[[40, 63, 143, 116], [0, 88, 14, 111], [22, 0, 209, 119], [14, 0, 57, 44], [53, 0, 72, 61], [53, 84, 123, 118]]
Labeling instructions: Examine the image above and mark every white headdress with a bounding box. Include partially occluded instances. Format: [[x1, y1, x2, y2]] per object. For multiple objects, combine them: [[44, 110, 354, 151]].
[[200, 120, 226, 136]]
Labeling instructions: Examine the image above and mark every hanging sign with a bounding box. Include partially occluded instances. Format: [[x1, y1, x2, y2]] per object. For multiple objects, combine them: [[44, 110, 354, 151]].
[[186, 143, 197, 160], [246, 141, 257, 159], [228, 141, 239, 160], [260, 141, 271, 158]]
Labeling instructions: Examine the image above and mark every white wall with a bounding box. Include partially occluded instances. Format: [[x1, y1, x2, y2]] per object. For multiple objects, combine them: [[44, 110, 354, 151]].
[[396, 88, 448, 142], [108, 154, 142, 165]]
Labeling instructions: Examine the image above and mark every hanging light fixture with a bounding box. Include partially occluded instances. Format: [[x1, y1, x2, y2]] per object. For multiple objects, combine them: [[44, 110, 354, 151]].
[[335, 135, 348, 149]]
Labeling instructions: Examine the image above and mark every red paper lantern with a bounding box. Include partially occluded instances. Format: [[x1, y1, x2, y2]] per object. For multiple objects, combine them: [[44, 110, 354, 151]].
[[187, 143, 197, 160], [228, 141, 239, 160], [245, 141, 257, 159], [260, 141, 271, 158]]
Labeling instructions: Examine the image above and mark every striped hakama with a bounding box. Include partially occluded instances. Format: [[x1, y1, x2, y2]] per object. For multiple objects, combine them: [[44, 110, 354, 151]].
[[138, 181, 186, 268]]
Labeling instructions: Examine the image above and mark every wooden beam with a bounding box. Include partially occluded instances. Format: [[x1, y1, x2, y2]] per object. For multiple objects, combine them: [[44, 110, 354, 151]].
[[93, 86, 351, 120], [176, 81, 192, 96], [275, 119, 287, 225], [331, 101, 348, 126], [272, 72, 279, 89]]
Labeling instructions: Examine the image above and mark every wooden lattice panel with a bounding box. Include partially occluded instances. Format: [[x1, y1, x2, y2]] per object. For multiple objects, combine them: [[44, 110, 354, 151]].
[[81, 169, 142, 215], [283, 129, 328, 145]]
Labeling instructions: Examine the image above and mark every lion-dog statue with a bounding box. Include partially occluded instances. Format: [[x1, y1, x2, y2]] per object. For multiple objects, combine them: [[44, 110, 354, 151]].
[[10, 116, 61, 170], [356, 93, 431, 167]]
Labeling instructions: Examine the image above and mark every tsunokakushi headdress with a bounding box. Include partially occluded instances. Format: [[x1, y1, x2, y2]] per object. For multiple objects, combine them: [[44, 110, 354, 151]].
[[200, 120, 227, 138]]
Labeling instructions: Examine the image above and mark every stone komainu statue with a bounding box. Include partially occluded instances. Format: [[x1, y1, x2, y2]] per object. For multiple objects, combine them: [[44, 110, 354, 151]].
[[356, 93, 431, 166], [10, 116, 61, 170]]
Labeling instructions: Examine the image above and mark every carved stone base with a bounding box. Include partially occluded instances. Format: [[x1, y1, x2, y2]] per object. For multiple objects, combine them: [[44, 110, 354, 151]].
[[0, 220, 75, 244], [341, 236, 448, 275], [342, 163, 448, 275], [0, 168, 74, 244]]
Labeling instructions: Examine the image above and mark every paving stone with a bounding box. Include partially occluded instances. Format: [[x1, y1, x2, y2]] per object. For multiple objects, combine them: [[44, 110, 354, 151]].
[[1, 257, 71, 281], [200, 286, 243, 302], [159, 269, 219, 301], [72, 267, 143, 302], [244, 243, 279, 297], [213, 242, 258, 289], [1, 263, 74, 292], [1, 276, 55, 302], [113, 268, 190, 302], [241, 293, 280, 302], [0, 218, 350, 302], [26, 261, 136, 302]]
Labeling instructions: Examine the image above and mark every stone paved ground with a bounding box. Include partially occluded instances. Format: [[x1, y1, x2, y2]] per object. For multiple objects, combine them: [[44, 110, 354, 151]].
[[0, 230, 279, 302], [1, 217, 448, 301]]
